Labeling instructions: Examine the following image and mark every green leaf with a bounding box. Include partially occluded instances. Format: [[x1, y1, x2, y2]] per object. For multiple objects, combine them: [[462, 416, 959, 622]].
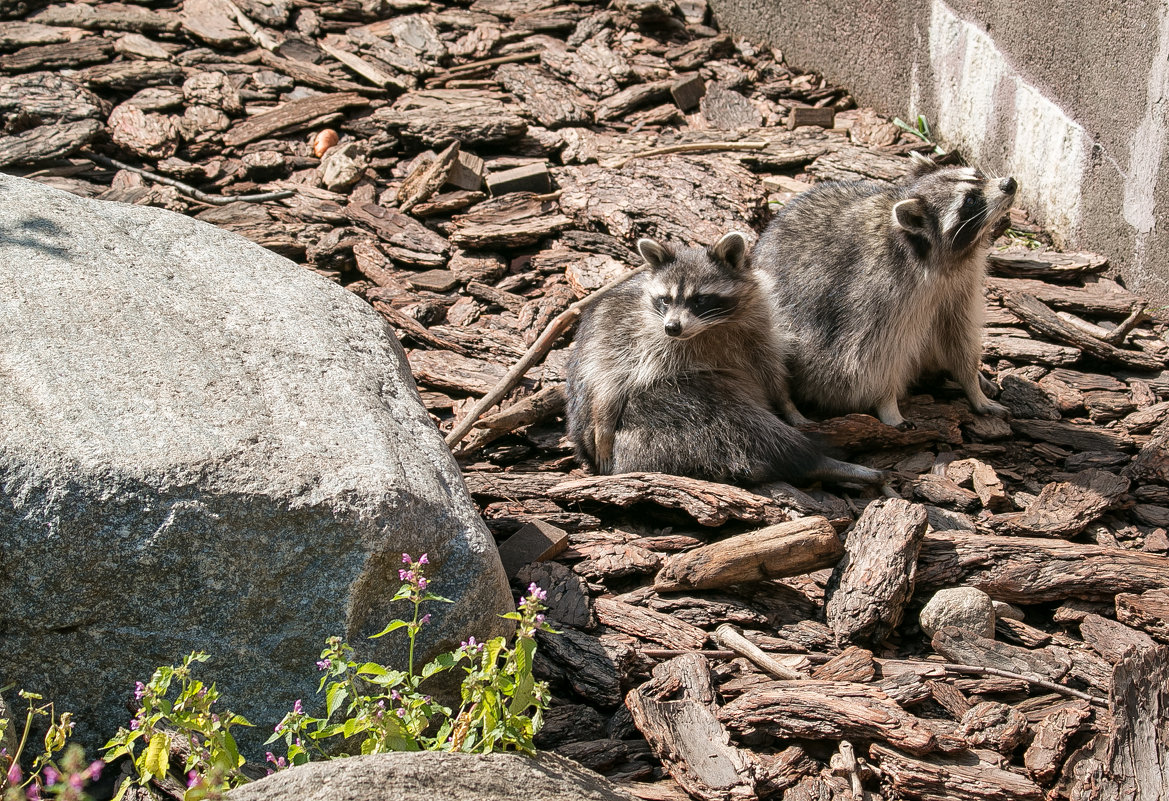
[[326, 684, 349, 719], [111, 777, 133, 801], [369, 620, 409, 639], [356, 662, 389, 677], [145, 732, 171, 781], [342, 718, 361, 739], [224, 730, 242, 768], [509, 638, 536, 714]]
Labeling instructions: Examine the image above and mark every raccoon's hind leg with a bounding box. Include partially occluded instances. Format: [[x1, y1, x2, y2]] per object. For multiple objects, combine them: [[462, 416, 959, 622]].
[[810, 456, 890, 486], [591, 395, 622, 474], [875, 394, 914, 429]]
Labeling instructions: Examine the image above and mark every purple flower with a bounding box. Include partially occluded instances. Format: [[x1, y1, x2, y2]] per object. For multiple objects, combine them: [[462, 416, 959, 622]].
[[390, 690, 401, 701], [526, 583, 548, 602], [133, 681, 146, 700], [210, 713, 219, 724], [395, 708, 406, 718], [68, 773, 84, 790], [536, 614, 546, 624], [293, 699, 304, 715], [87, 761, 104, 781], [418, 577, 428, 590], [418, 554, 429, 565], [266, 752, 276, 764], [42, 766, 59, 786], [316, 659, 331, 670], [461, 636, 478, 650], [130, 719, 141, 731], [401, 553, 412, 564], [26, 784, 39, 801], [187, 770, 199, 788], [419, 614, 431, 625]]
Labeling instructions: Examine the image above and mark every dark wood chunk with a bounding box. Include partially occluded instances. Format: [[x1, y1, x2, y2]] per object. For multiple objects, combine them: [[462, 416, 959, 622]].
[[535, 625, 635, 707], [917, 531, 1169, 603], [670, 72, 705, 111], [1115, 588, 1169, 642], [932, 626, 1070, 682], [1022, 700, 1091, 783], [496, 518, 570, 579], [496, 62, 593, 127], [986, 276, 1143, 317], [594, 79, 672, 122], [346, 202, 449, 267], [30, 2, 180, 33], [550, 472, 791, 529], [594, 597, 706, 651], [987, 248, 1108, 281], [534, 704, 608, 749], [807, 144, 911, 182], [810, 645, 876, 682], [826, 499, 927, 647], [913, 475, 980, 512], [406, 269, 458, 292], [927, 679, 972, 718], [0, 118, 100, 166], [653, 517, 839, 592], [1124, 418, 1169, 485], [516, 560, 596, 629], [787, 104, 836, 129], [0, 36, 112, 70], [397, 142, 459, 213], [871, 744, 1043, 800], [999, 373, 1061, 420], [224, 92, 368, 147], [808, 402, 965, 451], [961, 701, 1029, 753], [719, 680, 939, 755], [76, 60, 184, 91], [573, 541, 663, 583], [1001, 469, 1129, 538], [407, 349, 506, 395], [665, 33, 732, 71], [372, 89, 528, 146], [486, 162, 551, 196]]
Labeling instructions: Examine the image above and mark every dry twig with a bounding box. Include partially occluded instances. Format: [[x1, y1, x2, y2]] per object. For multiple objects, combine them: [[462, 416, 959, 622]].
[[85, 152, 294, 206]]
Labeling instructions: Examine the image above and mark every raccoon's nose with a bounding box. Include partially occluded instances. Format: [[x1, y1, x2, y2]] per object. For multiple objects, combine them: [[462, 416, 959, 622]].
[[664, 320, 682, 337], [999, 177, 1017, 194]]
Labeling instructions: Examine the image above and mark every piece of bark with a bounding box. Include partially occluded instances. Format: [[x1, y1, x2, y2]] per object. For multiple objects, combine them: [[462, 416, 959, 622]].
[[1011, 418, 1135, 452], [1001, 469, 1129, 538], [496, 62, 594, 127], [574, 541, 663, 583], [0, 119, 102, 169], [457, 384, 565, 455], [718, 681, 939, 755], [346, 202, 449, 267], [983, 334, 1082, 366], [181, 0, 249, 48], [669, 72, 705, 111], [396, 142, 459, 213], [1022, 700, 1091, 783], [0, 72, 104, 123], [811, 645, 876, 683], [919, 531, 1169, 603], [0, 36, 112, 70], [407, 349, 506, 395], [450, 191, 572, 248], [373, 89, 528, 146], [927, 679, 972, 718], [714, 625, 805, 680], [808, 405, 964, 451], [825, 498, 927, 647], [550, 473, 790, 529], [913, 474, 981, 512], [932, 627, 1070, 682], [108, 104, 180, 160], [516, 560, 595, 629], [75, 60, 184, 92], [258, 49, 372, 94], [1078, 613, 1157, 664], [999, 292, 1165, 370], [319, 39, 408, 91], [626, 654, 761, 801], [595, 79, 672, 122], [871, 744, 1043, 801], [1115, 588, 1169, 642], [32, 2, 180, 33], [595, 597, 706, 651], [1124, 418, 1169, 484], [653, 517, 838, 591], [986, 276, 1142, 317], [961, 701, 1029, 754], [665, 33, 733, 70], [463, 471, 565, 501], [999, 373, 1062, 420], [699, 81, 762, 130], [224, 92, 367, 147], [807, 144, 912, 182], [987, 248, 1107, 281], [1066, 645, 1169, 800], [536, 625, 634, 707]]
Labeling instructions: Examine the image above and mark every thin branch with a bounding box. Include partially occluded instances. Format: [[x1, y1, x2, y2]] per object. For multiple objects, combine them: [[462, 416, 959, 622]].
[[939, 662, 1107, 706], [443, 265, 647, 448], [610, 140, 768, 169], [85, 152, 294, 206], [714, 624, 807, 680]]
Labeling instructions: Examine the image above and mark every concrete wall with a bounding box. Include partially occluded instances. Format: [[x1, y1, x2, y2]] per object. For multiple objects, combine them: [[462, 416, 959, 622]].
[[711, 0, 1169, 303]]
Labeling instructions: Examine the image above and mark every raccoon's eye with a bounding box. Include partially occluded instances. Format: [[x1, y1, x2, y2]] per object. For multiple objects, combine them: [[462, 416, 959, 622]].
[[653, 295, 671, 313], [962, 194, 979, 209], [691, 295, 728, 315]]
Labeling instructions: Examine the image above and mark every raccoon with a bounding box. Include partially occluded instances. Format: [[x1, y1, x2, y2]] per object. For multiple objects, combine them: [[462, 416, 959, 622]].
[[565, 231, 885, 486], [754, 154, 1017, 427]]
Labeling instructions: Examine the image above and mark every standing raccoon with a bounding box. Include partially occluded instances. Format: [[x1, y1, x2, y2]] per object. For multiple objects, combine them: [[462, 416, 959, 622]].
[[754, 154, 1017, 427], [565, 231, 885, 486]]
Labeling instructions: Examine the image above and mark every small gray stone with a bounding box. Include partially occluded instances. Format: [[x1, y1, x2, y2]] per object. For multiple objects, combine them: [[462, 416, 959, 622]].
[[227, 751, 636, 801], [320, 141, 367, 191], [919, 587, 996, 638], [992, 600, 1025, 621]]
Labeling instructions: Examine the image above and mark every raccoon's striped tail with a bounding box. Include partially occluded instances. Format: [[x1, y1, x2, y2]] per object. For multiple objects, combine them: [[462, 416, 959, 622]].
[[810, 456, 889, 486]]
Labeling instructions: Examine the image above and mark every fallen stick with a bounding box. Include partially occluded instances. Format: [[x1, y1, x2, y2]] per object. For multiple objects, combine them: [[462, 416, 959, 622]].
[[611, 140, 768, 169], [714, 624, 806, 680], [444, 265, 646, 448], [455, 385, 565, 457], [85, 152, 294, 206], [939, 662, 1106, 706]]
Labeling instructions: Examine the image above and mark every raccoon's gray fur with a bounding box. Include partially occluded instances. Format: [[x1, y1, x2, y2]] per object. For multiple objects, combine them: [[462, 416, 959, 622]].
[[565, 231, 886, 486], [754, 154, 1017, 427]]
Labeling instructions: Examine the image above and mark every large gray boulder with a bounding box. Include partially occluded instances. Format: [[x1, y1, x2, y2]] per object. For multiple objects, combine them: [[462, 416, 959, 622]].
[[227, 752, 637, 801], [0, 173, 512, 754]]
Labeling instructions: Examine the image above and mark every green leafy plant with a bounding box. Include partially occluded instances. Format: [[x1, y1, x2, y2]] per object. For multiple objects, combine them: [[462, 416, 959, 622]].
[[267, 554, 555, 763], [103, 653, 254, 801], [1, 691, 102, 801], [893, 114, 946, 155]]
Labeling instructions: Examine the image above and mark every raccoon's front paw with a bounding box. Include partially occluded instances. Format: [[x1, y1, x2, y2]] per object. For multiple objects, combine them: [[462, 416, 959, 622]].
[[975, 399, 1010, 418], [595, 455, 615, 475], [895, 420, 917, 431]]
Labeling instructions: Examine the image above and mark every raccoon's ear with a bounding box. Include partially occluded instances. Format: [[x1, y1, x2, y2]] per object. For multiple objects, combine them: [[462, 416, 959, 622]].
[[637, 238, 673, 270], [906, 151, 940, 179], [892, 198, 929, 236], [709, 231, 749, 273]]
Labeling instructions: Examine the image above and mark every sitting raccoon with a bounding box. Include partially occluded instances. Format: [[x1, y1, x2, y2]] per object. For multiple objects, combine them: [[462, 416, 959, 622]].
[[753, 153, 1016, 427], [565, 231, 885, 486]]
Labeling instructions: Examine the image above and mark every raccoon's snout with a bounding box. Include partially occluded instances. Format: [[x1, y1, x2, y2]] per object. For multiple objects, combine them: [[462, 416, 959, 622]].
[[999, 177, 1017, 194], [664, 320, 683, 337]]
